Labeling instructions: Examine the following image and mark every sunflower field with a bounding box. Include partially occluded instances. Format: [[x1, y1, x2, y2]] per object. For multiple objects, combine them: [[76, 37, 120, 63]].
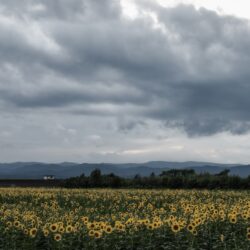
[[0, 188, 249, 249]]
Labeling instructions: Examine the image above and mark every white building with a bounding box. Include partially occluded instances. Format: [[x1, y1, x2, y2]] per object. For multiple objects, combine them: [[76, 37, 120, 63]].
[[43, 175, 55, 180]]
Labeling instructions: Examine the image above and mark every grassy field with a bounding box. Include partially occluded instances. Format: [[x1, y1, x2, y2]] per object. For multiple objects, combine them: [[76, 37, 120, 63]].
[[0, 188, 249, 249]]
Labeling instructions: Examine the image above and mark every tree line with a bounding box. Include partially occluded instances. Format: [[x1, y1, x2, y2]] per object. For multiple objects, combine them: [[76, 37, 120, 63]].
[[62, 168, 250, 189]]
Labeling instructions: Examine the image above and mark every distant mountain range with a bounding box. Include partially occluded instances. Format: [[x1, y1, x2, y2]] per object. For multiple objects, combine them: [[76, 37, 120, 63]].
[[0, 161, 249, 179]]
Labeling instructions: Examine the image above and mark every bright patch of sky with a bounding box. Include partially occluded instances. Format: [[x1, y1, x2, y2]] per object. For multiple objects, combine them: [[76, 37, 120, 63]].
[[122, 0, 250, 20]]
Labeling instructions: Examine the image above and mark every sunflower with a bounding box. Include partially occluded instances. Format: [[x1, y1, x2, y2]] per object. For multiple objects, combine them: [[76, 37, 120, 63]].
[[171, 224, 180, 233], [43, 229, 49, 237], [153, 222, 158, 228], [247, 233, 250, 241], [88, 230, 95, 237], [88, 223, 95, 230], [50, 223, 58, 232], [94, 231, 102, 239], [147, 224, 154, 230], [192, 229, 198, 236], [58, 226, 65, 233], [54, 233, 62, 242], [13, 220, 20, 227], [66, 225, 73, 233], [6, 221, 12, 228], [81, 216, 89, 224], [105, 226, 113, 234], [242, 214, 248, 220], [187, 224, 194, 232], [29, 228, 37, 238], [229, 217, 237, 224], [117, 224, 125, 231]]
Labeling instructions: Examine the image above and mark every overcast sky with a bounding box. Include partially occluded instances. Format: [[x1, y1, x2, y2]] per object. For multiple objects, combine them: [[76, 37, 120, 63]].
[[1, 0, 250, 164]]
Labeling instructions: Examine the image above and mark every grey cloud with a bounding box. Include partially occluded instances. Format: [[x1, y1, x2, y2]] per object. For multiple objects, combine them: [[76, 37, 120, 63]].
[[117, 117, 147, 132], [0, 84, 150, 108], [1, 1, 250, 136], [165, 120, 250, 137]]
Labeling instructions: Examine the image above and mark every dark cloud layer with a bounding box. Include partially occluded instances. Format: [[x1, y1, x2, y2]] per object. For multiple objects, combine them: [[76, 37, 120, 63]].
[[1, 0, 250, 136]]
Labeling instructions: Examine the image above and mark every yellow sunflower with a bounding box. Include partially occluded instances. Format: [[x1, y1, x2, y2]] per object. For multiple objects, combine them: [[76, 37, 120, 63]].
[[29, 228, 37, 238], [171, 224, 180, 233], [50, 223, 58, 233], [54, 233, 62, 242], [105, 226, 113, 234]]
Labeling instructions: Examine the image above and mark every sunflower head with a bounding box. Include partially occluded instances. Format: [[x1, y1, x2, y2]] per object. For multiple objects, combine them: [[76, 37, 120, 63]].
[[94, 231, 102, 239], [54, 233, 62, 242], [50, 223, 59, 232], [66, 225, 73, 233], [105, 226, 113, 234], [88, 230, 95, 237], [247, 233, 250, 241], [171, 224, 180, 233], [229, 215, 237, 224], [29, 228, 37, 238]]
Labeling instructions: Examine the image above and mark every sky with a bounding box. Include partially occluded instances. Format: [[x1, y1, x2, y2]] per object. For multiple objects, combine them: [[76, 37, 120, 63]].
[[1, 0, 250, 164]]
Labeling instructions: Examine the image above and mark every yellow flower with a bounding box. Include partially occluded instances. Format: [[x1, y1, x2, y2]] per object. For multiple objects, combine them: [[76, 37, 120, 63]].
[[147, 224, 154, 230], [81, 216, 89, 224], [88, 230, 95, 237], [29, 228, 37, 238], [6, 221, 12, 228], [66, 225, 73, 233], [43, 229, 49, 237], [171, 224, 180, 233], [58, 226, 65, 233], [187, 224, 194, 232], [192, 229, 198, 236], [88, 223, 95, 230], [54, 233, 62, 242], [94, 231, 102, 239], [117, 224, 125, 231], [247, 233, 250, 241], [50, 223, 59, 232], [229, 217, 237, 224], [13, 221, 20, 227], [105, 226, 113, 234]]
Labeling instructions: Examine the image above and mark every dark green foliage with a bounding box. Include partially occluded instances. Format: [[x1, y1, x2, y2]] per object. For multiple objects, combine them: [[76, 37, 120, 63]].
[[62, 169, 250, 189]]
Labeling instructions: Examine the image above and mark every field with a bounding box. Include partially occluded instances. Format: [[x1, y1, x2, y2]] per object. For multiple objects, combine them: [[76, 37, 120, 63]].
[[0, 188, 249, 249]]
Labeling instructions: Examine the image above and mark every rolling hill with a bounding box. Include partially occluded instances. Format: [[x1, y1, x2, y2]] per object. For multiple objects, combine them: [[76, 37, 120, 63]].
[[0, 161, 249, 179]]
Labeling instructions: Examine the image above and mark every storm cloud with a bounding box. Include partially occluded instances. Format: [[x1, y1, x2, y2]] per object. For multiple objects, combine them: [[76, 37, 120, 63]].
[[1, 0, 250, 162]]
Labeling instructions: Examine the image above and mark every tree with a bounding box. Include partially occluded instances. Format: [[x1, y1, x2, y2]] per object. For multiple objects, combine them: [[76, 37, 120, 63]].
[[216, 169, 230, 176], [150, 172, 155, 178], [90, 169, 102, 187]]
